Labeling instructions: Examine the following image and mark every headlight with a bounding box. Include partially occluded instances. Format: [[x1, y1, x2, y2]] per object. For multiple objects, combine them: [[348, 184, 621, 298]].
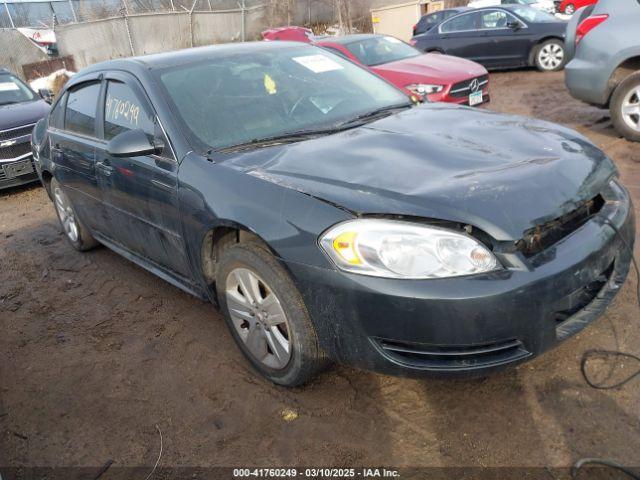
[[406, 84, 444, 96], [319, 219, 499, 279]]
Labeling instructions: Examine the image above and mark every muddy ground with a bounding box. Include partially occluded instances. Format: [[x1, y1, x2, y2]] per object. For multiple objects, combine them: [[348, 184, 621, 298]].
[[1, 70, 640, 476]]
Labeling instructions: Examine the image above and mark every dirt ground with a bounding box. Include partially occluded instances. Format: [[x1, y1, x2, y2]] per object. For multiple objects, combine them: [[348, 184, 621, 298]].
[[1, 70, 640, 476]]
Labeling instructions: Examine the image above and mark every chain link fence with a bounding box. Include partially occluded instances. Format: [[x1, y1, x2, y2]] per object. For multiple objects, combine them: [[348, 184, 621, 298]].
[[0, 0, 380, 78], [0, 0, 349, 28]]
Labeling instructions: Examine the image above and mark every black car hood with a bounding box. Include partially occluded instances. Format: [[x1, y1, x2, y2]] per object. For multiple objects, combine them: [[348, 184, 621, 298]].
[[223, 104, 616, 241], [0, 100, 49, 131]]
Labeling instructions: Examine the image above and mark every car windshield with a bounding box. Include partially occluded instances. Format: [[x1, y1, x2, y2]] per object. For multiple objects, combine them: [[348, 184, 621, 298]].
[[345, 36, 421, 67], [0, 72, 37, 106], [512, 6, 559, 21], [156, 45, 411, 152]]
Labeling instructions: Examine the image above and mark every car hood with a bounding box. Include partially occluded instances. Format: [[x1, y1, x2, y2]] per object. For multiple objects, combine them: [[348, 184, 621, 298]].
[[0, 99, 49, 131], [372, 53, 487, 83], [222, 104, 616, 241]]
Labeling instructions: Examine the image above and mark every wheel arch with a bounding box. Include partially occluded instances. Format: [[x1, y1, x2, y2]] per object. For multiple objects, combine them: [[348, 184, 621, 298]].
[[605, 57, 640, 107], [199, 221, 281, 288]]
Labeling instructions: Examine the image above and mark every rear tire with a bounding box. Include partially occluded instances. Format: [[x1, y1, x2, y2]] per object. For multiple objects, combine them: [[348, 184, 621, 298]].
[[51, 178, 99, 252], [216, 241, 327, 387], [534, 39, 566, 72], [610, 71, 640, 142]]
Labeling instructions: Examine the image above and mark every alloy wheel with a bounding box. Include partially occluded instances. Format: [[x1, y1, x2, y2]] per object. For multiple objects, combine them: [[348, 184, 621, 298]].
[[621, 86, 640, 132], [54, 185, 79, 243], [538, 43, 564, 71], [225, 267, 292, 370]]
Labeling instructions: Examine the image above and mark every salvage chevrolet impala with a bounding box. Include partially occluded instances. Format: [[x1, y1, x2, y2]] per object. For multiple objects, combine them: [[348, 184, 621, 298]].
[[32, 42, 634, 386]]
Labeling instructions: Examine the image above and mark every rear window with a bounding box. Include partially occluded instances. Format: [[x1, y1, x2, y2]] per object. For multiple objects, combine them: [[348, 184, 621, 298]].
[[512, 6, 559, 22], [64, 83, 100, 137]]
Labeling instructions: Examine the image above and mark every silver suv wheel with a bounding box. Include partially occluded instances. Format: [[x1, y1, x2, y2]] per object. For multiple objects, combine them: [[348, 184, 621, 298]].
[[621, 87, 640, 132]]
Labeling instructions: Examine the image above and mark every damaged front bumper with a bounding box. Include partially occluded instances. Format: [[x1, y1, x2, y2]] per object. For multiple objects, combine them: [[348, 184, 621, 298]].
[[283, 181, 635, 378]]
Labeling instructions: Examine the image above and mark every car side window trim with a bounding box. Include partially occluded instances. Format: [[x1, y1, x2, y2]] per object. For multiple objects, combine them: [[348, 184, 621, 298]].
[[101, 71, 177, 162], [439, 9, 527, 34]]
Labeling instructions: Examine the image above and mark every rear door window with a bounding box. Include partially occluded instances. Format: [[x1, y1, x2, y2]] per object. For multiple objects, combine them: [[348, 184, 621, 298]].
[[440, 12, 480, 33], [64, 83, 100, 137]]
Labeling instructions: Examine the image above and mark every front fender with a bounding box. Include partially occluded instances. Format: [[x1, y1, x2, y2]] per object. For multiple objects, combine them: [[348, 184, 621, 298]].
[[177, 152, 353, 291]]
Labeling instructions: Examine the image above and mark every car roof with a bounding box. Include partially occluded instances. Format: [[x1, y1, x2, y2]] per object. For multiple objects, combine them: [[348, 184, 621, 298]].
[[77, 41, 311, 76], [426, 6, 471, 14]]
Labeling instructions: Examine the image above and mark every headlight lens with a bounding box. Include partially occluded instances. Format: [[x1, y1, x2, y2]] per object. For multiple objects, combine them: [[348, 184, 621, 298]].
[[320, 219, 499, 279], [406, 84, 444, 96]]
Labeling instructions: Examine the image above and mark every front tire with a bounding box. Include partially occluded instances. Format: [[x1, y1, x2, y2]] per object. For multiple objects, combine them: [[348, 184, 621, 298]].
[[610, 71, 640, 142], [216, 241, 327, 387], [534, 39, 566, 72], [51, 178, 99, 251]]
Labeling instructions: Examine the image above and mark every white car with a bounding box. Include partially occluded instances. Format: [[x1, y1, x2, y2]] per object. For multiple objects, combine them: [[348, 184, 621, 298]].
[[468, 0, 556, 13]]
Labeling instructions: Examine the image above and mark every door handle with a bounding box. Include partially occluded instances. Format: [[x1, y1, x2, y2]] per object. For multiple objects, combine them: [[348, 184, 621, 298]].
[[96, 160, 115, 176]]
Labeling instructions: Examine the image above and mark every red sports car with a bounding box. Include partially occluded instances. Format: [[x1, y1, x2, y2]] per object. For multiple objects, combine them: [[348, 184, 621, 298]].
[[316, 34, 489, 105], [261, 29, 489, 106], [558, 0, 597, 14]]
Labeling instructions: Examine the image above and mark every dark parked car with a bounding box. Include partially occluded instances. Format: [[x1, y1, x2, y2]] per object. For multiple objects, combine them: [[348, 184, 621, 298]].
[[413, 8, 470, 36], [32, 42, 634, 386], [411, 6, 568, 71], [565, 0, 640, 142], [0, 68, 49, 190]]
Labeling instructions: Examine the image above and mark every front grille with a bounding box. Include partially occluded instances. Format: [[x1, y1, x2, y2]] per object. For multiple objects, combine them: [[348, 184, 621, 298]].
[[516, 195, 605, 257], [374, 337, 531, 370], [450, 75, 489, 98], [0, 141, 31, 160], [0, 124, 35, 142]]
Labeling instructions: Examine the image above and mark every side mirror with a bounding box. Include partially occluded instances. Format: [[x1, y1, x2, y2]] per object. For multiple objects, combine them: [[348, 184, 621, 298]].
[[107, 129, 158, 158], [507, 21, 522, 30], [38, 88, 53, 104]]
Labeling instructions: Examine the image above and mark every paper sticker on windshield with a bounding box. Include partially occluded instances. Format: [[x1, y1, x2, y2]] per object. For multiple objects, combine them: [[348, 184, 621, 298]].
[[0, 82, 20, 92], [293, 55, 343, 73], [385, 37, 402, 44]]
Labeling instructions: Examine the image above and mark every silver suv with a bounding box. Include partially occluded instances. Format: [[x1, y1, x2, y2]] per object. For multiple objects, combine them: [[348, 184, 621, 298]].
[[565, 0, 640, 142]]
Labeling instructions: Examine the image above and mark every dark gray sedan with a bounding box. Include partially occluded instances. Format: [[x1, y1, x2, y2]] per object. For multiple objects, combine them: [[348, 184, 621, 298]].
[[32, 42, 634, 386], [411, 6, 567, 71]]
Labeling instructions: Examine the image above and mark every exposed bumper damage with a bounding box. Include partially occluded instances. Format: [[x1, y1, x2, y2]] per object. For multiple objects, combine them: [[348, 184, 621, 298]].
[[282, 180, 634, 377]]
